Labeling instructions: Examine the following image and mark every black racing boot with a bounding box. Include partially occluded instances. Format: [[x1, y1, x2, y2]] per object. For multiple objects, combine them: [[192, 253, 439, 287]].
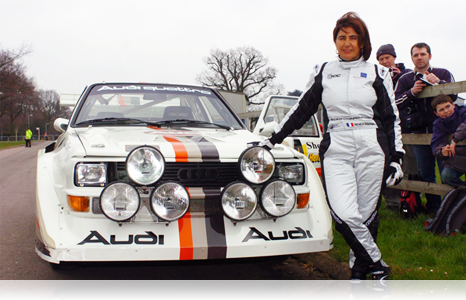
[[350, 269, 367, 280], [371, 260, 391, 300]]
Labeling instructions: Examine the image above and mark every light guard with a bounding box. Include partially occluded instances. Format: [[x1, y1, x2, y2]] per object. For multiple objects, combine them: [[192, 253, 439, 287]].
[[150, 182, 189, 221], [126, 146, 165, 185], [260, 180, 296, 217], [221, 182, 257, 221], [100, 182, 140, 222], [239, 146, 275, 184]]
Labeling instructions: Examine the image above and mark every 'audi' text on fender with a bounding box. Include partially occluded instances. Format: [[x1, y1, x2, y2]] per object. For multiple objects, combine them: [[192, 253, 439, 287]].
[[78, 231, 164, 245], [242, 227, 313, 242]]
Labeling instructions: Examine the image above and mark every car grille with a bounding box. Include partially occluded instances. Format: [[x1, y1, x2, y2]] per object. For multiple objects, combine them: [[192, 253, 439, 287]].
[[116, 162, 240, 188], [112, 162, 240, 214]]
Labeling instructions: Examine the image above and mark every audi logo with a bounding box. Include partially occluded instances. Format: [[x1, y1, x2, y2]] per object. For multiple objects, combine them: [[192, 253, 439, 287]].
[[177, 168, 219, 182]]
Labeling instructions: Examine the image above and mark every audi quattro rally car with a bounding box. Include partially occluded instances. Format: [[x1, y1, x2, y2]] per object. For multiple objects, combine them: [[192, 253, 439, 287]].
[[253, 95, 322, 176], [35, 83, 333, 266]]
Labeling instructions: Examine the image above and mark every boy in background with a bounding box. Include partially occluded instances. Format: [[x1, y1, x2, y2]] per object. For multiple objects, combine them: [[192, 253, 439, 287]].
[[431, 95, 466, 187]]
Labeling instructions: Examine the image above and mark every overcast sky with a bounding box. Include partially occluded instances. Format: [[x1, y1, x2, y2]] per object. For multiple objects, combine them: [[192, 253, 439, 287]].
[[2, 0, 465, 97]]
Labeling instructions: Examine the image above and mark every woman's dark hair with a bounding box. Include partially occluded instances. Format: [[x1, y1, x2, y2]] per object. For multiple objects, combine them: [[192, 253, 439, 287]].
[[333, 12, 372, 61]]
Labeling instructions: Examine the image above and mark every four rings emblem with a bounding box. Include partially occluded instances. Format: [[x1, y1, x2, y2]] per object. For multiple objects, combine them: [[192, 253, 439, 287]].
[[177, 167, 219, 182]]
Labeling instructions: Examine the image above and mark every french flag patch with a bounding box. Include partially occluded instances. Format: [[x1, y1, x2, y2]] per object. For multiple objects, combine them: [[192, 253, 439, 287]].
[[361, 72, 367, 78], [346, 123, 354, 127]]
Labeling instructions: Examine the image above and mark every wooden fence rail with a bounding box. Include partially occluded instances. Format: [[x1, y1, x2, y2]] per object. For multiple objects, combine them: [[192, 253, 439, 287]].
[[389, 133, 465, 196]]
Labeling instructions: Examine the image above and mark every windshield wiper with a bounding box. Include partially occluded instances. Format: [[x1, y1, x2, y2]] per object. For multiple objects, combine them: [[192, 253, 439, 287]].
[[76, 117, 148, 126], [76, 118, 234, 131], [151, 119, 233, 131]]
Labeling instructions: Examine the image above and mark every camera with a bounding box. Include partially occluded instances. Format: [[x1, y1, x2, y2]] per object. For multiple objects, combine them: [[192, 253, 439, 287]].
[[415, 73, 424, 80], [406, 103, 418, 115], [415, 73, 433, 86]]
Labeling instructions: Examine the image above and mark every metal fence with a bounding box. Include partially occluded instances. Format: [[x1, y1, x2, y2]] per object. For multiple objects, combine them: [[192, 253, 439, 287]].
[[0, 135, 58, 142]]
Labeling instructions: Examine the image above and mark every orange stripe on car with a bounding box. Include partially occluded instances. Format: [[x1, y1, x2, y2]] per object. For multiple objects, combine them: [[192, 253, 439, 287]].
[[147, 126, 163, 130], [178, 213, 194, 260], [164, 136, 189, 162]]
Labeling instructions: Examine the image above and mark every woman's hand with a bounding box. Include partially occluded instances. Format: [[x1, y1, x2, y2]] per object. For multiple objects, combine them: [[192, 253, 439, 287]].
[[386, 162, 403, 186]]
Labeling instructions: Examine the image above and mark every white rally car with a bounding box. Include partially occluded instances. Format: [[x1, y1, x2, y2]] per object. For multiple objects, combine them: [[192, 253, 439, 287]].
[[35, 83, 332, 267], [253, 95, 322, 176]]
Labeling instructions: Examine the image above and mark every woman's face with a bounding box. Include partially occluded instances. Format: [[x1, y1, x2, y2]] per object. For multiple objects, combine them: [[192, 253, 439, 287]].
[[335, 27, 361, 61]]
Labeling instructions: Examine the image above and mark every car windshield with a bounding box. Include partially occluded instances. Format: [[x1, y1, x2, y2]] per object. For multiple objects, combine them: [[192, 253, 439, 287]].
[[72, 84, 244, 130], [264, 96, 319, 137]]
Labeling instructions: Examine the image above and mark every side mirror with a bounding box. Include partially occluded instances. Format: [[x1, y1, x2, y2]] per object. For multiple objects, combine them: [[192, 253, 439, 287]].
[[257, 121, 278, 136], [54, 118, 69, 133]]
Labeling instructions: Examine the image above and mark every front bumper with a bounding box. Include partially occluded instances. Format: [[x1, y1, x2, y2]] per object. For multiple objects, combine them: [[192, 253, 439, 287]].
[[36, 209, 333, 264]]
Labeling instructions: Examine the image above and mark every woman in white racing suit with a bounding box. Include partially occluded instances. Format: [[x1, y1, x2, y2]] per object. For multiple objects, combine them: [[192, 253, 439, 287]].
[[261, 12, 404, 280]]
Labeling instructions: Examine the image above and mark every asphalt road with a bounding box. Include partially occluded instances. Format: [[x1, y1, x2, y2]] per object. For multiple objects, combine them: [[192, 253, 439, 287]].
[[0, 141, 329, 280]]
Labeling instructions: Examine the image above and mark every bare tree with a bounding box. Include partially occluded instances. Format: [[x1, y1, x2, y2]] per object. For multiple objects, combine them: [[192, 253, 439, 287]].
[[0, 45, 39, 135], [0, 44, 32, 71], [0, 44, 34, 104], [196, 47, 281, 101], [1, 88, 37, 132], [38, 90, 72, 127]]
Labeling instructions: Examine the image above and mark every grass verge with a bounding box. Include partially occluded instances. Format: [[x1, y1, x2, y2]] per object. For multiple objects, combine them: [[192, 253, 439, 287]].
[[328, 202, 466, 279], [0, 141, 25, 149]]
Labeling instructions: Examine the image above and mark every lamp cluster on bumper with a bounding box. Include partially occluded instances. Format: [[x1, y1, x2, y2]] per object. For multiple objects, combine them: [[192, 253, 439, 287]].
[[222, 147, 297, 221], [71, 146, 306, 222], [100, 146, 188, 222]]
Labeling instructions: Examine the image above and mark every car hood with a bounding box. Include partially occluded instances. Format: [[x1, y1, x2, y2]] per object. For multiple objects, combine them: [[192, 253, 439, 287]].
[[74, 126, 296, 160]]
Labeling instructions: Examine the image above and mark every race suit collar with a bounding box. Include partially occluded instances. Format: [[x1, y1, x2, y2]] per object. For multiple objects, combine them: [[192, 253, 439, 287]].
[[338, 56, 364, 69]]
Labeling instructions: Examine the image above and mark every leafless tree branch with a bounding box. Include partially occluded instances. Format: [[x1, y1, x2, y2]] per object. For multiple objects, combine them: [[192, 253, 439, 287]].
[[196, 46, 280, 102]]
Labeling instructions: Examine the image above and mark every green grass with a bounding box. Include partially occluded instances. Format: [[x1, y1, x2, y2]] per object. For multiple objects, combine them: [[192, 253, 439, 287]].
[[329, 202, 466, 279], [0, 141, 25, 149]]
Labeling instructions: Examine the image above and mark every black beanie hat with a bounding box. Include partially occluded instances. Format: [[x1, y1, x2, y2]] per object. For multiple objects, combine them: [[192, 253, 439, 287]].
[[376, 44, 397, 60]]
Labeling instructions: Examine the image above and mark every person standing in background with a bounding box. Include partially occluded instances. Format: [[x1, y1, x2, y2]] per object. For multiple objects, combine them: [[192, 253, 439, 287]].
[[376, 44, 414, 211], [25, 128, 32, 148], [377, 44, 411, 87], [395, 42, 456, 213]]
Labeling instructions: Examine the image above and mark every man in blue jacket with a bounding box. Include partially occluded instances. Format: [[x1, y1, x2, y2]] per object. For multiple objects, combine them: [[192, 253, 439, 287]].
[[395, 42, 456, 213]]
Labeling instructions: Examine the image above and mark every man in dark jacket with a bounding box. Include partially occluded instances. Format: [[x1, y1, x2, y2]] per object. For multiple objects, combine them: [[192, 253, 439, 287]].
[[395, 42, 456, 213], [377, 44, 414, 211], [377, 44, 411, 87], [431, 95, 466, 187]]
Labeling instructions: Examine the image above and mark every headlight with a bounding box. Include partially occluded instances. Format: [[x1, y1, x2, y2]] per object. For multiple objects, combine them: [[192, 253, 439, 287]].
[[100, 182, 140, 222], [239, 146, 275, 184], [150, 182, 189, 221], [126, 146, 164, 185], [260, 180, 296, 217], [221, 182, 257, 221], [75, 163, 107, 187], [276, 163, 304, 184]]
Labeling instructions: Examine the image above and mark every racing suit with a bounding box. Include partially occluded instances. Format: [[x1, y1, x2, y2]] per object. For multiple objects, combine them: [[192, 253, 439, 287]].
[[267, 57, 405, 272]]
